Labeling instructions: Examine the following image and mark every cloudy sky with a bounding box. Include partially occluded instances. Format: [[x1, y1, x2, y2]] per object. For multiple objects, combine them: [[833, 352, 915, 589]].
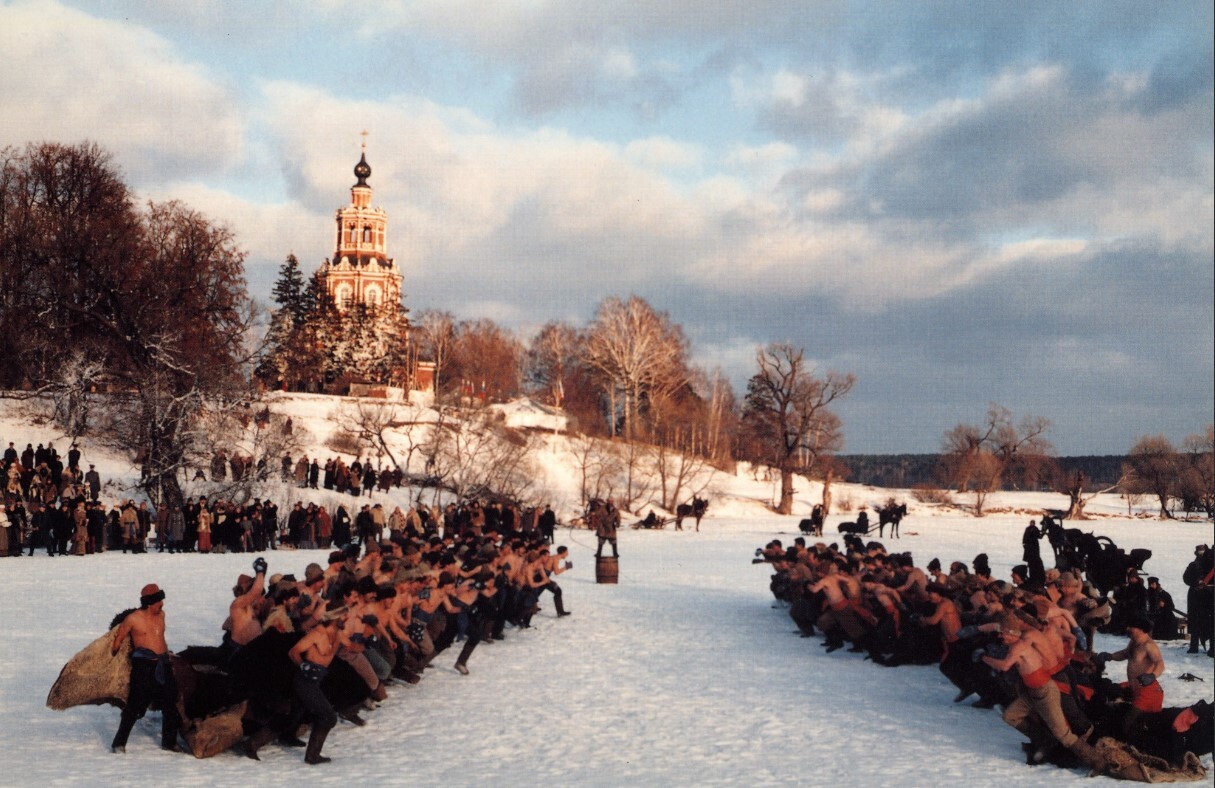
[[2, 0, 1211, 454]]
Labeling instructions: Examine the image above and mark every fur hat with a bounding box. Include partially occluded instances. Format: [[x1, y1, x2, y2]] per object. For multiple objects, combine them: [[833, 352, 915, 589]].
[[304, 563, 325, 584], [139, 583, 165, 608]]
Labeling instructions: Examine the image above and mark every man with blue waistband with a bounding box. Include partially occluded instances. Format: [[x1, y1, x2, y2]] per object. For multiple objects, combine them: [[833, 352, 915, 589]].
[[109, 583, 181, 753]]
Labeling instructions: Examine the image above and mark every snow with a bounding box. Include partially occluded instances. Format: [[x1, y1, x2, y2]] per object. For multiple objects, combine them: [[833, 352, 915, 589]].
[[1, 512, 1210, 786], [1, 394, 1212, 785], [487, 398, 569, 432]]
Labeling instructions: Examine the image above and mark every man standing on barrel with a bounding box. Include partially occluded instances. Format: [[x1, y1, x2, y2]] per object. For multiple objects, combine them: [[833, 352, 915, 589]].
[[594, 499, 619, 559]]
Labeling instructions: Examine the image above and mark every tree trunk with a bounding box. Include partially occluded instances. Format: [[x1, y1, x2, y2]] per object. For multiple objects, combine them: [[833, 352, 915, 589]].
[[1063, 472, 1085, 519], [778, 467, 795, 515]]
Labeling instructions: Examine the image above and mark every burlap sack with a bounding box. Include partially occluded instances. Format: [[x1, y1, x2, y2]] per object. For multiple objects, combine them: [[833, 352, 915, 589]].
[[183, 701, 247, 759], [46, 626, 131, 710], [1095, 737, 1207, 783]]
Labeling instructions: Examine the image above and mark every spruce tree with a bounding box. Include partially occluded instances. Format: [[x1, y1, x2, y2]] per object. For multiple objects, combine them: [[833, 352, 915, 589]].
[[271, 254, 309, 327]]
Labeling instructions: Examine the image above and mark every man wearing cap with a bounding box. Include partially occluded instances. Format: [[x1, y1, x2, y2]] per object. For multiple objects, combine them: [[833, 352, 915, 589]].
[[1183, 544, 1213, 655], [288, 602, 351, 764], [223, 557, 268, 661], [85, 464, 101, 502], [109, 583, 181, 753], [1146, 576, 1180, 641]]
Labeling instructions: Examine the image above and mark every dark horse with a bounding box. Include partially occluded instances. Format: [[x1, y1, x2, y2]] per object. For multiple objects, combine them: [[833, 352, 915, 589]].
[[878, 503, 907, 539], [675, 497, 709, 531], [799, 504, 825, 536]]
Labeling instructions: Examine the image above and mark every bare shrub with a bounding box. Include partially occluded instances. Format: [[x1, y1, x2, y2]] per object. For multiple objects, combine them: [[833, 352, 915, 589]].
[[326, 429, 363, 456], [911, 484, 952, 505]]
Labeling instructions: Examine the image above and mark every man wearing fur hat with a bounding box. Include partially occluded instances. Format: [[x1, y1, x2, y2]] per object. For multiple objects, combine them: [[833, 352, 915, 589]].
[[109, 583, 181, 753], [223, 558, 268, 660]]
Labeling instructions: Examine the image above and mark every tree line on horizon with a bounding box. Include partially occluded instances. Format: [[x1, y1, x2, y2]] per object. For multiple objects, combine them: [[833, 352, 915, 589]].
[[3, 141, 1210, 520]]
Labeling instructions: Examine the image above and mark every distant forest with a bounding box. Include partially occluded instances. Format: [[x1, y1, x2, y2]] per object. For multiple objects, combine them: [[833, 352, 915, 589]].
[[836, 455, 1129, 491]]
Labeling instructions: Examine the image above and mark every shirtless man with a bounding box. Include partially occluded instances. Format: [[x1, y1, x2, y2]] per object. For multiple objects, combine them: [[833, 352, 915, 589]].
[[984, 617, 1107, 771], [225, 558, 268, 658], [1100, 616, 1164, 717], [539, 545, 572, 618], [810, 563, 867, 651], [110, 583, 181, 753], [288, 604, 351, 764], [895, 555, 929, 603]]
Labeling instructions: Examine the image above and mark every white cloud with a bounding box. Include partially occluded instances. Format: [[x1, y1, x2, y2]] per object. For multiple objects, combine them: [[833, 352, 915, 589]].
[[0, 0, 243, 182], [624, 137, 703, 170]]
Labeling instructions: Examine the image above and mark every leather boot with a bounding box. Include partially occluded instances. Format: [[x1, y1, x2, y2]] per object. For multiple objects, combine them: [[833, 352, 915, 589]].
[[304, 725, 333, 765], [1067, 738, 1109, 773]]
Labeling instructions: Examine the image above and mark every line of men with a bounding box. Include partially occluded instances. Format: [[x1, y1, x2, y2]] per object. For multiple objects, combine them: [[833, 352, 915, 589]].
[[111, 526, 574, 763], [756, 531, 1213, 775]]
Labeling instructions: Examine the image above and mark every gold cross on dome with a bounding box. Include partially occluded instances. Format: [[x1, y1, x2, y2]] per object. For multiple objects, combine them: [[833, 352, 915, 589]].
[[360, 129, 369, 151]]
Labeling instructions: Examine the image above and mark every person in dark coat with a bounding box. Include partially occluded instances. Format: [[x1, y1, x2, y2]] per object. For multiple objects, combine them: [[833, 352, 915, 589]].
[[1146, 577, 1180, 641], [1183, 545, 1213, 655], [1111, 569, 1150, 635], [332, 505, 352, 548], [1022, 520, 1046, 586]]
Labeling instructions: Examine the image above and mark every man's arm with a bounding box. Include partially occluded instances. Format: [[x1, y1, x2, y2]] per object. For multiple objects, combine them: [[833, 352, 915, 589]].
[[983, 642, 1024, 673], [111, 615, 133, 655], [232, 570, 266, 611], [1144, 642, 1164, 678]]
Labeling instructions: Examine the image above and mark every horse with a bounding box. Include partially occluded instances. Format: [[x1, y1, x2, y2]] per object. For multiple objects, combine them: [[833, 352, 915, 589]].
[[675, 497, 709, 532], [878, 503, 907, 539]]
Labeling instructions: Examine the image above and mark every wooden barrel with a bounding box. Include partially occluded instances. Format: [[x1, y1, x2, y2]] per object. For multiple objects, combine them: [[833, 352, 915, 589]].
[[595, 555, 619, 584]]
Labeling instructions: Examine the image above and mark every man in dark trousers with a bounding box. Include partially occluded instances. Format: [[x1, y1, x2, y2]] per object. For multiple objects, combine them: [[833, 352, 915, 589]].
[[1183, 545, 1213, 655], [539, 504, 557, 544], [1022, 520, 1046, 586], [595, 500, 619, 558], [110, 583, 181, 753]]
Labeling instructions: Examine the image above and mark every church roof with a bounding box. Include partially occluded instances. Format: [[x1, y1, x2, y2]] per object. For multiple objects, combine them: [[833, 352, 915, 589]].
[[354, 152, 371, 187]]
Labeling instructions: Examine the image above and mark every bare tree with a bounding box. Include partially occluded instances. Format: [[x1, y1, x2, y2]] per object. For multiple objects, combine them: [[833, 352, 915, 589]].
[[447, 318, 523, 404], [2, 144, 255, 510], [415, 309, 456, 399], [526, 320, 580, 403], [191, 405, 309, 504], [569, 436, 620, 506], [1180, 425, 1214, 518], [1053, 466, 1122, 520], [1125, 435, 1180, 518], [331, 398, 419, 471], [738, 343, 855, 515], [583, 296, 690, 441], [650, 435, 712, 512], [425, 410, 537, 503], [939, 404, 1052, 497]]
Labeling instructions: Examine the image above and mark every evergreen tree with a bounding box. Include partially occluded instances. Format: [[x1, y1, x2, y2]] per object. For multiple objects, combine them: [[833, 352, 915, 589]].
[[271, 254, 310, 327]]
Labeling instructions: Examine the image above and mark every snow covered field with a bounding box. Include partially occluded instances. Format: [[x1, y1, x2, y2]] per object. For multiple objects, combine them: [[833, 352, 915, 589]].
[[3, 509, 1212, 787]]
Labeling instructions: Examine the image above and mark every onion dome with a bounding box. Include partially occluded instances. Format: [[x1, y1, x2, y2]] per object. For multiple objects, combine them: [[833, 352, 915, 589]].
[[354, 152, 371, 186]]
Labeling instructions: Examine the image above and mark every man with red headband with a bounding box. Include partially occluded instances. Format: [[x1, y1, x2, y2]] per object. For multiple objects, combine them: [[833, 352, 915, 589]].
[[109, 583, 181, 753]]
